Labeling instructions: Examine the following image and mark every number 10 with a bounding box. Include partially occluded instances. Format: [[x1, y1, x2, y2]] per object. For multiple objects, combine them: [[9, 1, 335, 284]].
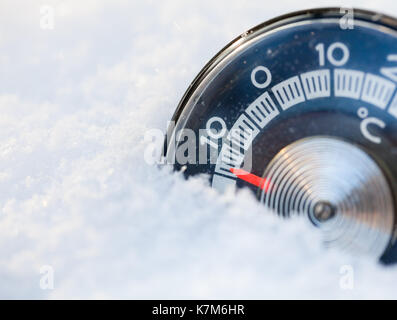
[[315, 42, 350, 67]]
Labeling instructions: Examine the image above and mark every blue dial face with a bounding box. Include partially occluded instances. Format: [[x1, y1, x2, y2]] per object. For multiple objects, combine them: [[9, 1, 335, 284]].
[[166, 9, 397, 263]]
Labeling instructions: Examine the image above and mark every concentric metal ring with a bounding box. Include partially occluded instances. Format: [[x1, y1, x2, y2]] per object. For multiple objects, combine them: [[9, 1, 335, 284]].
[[260, 136, 395, 258]]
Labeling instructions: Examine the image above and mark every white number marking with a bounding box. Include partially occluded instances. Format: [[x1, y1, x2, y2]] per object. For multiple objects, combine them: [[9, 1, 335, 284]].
[[228, 114, 259, 151], [315, 43, 325, 66], [300, 69, 331, 99], [272, 76, 305, 110], [245, 92, 279, 128], [215, 143, 245, 178], [358, 107, 385, 144], [315, 42, 349, 66], [205, 116, 226, 139], [380, 54, 397, 82], [251, 66, 272, 89], [327, 42, 349, 66], [334, 69, 364, 99], [361, 73, 395, 109]]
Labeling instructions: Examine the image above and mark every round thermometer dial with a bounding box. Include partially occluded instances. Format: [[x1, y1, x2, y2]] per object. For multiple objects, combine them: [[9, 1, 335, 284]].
[[165, 8, 397, 263]]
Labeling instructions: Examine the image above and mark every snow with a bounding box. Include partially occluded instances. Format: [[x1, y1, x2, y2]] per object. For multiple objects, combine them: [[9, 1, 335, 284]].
[[1, 0, 397, 299]]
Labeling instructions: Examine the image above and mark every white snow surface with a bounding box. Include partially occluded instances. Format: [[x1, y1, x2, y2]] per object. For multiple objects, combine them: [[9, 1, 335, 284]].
[[1, 0, 397, 299]]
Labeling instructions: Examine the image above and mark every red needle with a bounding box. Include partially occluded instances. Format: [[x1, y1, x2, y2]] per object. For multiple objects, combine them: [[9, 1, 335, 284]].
[[230, 168, 272, 192]]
